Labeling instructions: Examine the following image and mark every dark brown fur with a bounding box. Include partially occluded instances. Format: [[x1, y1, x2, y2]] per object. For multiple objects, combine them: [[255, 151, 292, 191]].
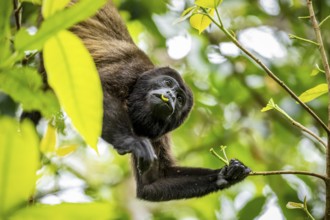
[[70, 0, 250, 201]]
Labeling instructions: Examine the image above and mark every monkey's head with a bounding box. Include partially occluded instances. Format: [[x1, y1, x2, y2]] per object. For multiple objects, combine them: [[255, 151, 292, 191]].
[[128, 67, 193, 139]]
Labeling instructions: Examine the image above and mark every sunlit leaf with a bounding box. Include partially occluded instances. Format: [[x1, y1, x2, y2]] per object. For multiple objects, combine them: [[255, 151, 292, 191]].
[[44, 30, 103, 151], [56, 144, 78, 157], [298, 83, 328, 103], [310, 68, 319, 76], [9, 203, 113, 220], [40, 124, 57, 153], [0, 0, 12, 65], [175, 6, 197, 24], [190, 9, 215, 34], [42, 0, 71, 18], [14, 0, 107, 52], [0, 68, 60, 118], [286, 202, 304, 209], [195, 0, 222, 8], [261, 98, 275, 112], [0, 117, 39, 217]]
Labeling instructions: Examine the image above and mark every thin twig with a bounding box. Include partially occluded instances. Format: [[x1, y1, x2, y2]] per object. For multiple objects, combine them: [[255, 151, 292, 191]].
[[249, 171, 327, 182], [203, 10, 330, 135], [13, 0, 22, 31], [319, 15, 330, 27]]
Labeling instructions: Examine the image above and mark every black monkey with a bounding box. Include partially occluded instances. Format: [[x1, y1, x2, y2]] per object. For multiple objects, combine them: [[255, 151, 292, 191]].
[[58, 0, 251, 201]]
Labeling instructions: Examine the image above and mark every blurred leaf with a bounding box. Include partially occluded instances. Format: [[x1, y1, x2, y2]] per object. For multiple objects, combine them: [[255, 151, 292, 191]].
[[310, 68, 319, 76], [44, 30, 103, 151], [298, 83, 328, 103], [0, 0, 12, 66], [286, 202, 304, 209], [261, 98, 275, 112], [42, 0, 71, 18], [9, 203, 113, 220], [0, 68, 60, 118], [56, 144, 78, 157], [14, 0, 107, 52], [238, 196, 267, 220], [195, 0, 222, 8], [40, 123, 57, 153], [0, 117, 39, 217], [190, 9, 214, 34], [20, 0, 42, 4]]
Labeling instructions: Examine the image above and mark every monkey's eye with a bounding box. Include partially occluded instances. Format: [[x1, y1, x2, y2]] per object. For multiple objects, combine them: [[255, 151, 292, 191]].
[[163, 79, 172, 87], [177, 95, 184, 105]]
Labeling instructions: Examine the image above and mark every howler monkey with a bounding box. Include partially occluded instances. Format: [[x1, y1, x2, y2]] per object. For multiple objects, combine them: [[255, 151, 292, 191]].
[[57, 0, 251, 201]]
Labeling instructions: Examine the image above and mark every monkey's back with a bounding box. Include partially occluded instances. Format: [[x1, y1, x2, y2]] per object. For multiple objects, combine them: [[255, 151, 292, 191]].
[[70, 0, 154, 100]]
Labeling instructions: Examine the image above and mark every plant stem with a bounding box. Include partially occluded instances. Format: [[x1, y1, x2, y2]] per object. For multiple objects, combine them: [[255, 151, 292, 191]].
[[13, 0, 22, 31], [306, 1, 330, 219], [249, 171, 327, 182], [204, 11, 330, 135]]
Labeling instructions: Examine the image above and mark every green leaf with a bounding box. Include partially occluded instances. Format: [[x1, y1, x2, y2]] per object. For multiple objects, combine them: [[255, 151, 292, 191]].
[[298, 83, 328, 103], [42, 0, 71, 18], [238, 197, 267, 220], [40, 124, 57, 154], [286, 202, 304, 209], [261, 98, 275, 112], [0, 68, 60, 118], [9, 203, 113, 220], [175, 6, 197, 24], [44, 30, 103, 151], [0, 117, 39, 217], [0, 0, 12, 65], [190, 9, 215, 34], [195, 0, 222, 8], [14, 0, 107, 52]]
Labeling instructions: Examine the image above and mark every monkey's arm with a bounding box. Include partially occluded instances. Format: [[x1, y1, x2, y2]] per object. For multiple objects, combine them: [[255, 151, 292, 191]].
[[102, 93, 156, 172], [135, 159, 250, 201]]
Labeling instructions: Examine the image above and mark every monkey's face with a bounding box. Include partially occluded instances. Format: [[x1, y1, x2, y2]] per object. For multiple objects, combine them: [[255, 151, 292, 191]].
[[128, 67, 193, 139]]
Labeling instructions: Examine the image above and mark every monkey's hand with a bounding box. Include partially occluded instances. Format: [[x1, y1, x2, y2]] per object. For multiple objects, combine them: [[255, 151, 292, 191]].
[[115, 137, 157, 174], [216, 159, 251, 188]]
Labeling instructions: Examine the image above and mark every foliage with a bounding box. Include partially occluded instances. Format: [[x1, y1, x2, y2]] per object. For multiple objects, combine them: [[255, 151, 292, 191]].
[[0, 0, 330, 219]]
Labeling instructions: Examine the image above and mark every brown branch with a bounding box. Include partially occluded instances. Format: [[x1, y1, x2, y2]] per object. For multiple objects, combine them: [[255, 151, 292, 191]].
[[203, 11, 330, 135], [13, 0, 22, 31], [306, 1, 330, 219], [249, 171, 327, 182]]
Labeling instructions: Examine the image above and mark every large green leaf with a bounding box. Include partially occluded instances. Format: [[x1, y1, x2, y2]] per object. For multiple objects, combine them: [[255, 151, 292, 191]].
[[0, 68, 60, 118], [0, 0, 12, 65], [43, 30, 103, 151], [42, 0, 71, 18], [9, 203, 113, 220], [0, 117, 39, 217], [14, 0, 107, 52], [298, 83, 328, 103]]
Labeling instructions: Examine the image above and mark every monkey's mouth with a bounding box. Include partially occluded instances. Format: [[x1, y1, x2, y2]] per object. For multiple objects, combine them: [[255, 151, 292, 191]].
[[151, 94, 174, 118]]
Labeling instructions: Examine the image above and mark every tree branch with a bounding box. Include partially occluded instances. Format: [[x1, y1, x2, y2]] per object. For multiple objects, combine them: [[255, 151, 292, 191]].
[[249, 171, 327, 182], [306, 1, 330, 219], [203, 11, 330, 135], [13, 0, 22, 31]]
